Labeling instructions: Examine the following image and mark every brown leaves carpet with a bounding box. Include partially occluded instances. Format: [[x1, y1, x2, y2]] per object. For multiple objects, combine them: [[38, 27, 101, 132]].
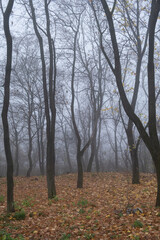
[[0, 172, 160, 239]]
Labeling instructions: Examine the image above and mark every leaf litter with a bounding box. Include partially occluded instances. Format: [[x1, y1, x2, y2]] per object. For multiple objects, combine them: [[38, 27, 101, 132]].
[[0, 172, 160, 239]]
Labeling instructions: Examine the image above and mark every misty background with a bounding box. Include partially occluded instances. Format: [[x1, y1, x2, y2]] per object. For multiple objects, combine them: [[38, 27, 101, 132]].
[[0, 0, 158, 177]]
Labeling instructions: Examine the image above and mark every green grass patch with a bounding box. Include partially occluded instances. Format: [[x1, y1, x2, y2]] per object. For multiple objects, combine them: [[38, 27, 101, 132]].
[[21, 197, 33, 207], [60, 233, 71, 240], [77, 199, 88, 207], [132, 220, 143, 228], [13, 210, 26, 220], [79, 208, 85, 214], [0, 230, 24, 240], [84, 233, 95, 239]]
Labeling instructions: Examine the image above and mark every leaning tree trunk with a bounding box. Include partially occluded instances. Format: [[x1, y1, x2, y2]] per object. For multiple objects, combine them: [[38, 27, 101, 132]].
[[1, 0, 15, 213]]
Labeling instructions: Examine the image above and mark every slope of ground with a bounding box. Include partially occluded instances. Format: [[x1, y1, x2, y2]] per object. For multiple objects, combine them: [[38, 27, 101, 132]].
[[0, 172, 160, 239]]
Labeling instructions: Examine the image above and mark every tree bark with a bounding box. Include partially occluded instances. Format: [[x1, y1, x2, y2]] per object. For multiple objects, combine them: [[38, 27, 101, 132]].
[[1, 0, 15, 212], [114, 123, 118, 171], [87, 138, 96, 172], [127, 127, 139, 184], [77, 152, 83, 188], [26, 118, 33, 177], [87, 129, 97, 172], [155, 158, 160, 207]]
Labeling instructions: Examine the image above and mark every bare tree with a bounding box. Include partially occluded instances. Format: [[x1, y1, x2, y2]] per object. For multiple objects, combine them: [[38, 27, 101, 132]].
[[61, 1, 97, 187], [28, 0, 57, 198], [91, 0, 149, 183], [1, 0, 15, 212], [78, 39, 104, 172], [13, 46, 38, 177], [99, 0, 160, 206]]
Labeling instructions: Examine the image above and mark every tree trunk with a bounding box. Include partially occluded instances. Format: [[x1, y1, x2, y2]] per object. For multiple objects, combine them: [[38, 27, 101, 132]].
[[77, 152, 83, 188], [45, 0, 57, 198], [152, 154, 160, 207], [155, 167, 160, 207], [40, 138, 45, 175], [114, 124, 118, 171], [29, 0, 57, 198], [15, 135, 19, 177], [37, 130, 42, 175], [95, 117, 102, 172], [26, 120, 33, 177], [63, 128, 73, 172], [131, 148, 139, 184], [95, 152, 100, 173], [1, 0, 15, 213], [37, 126, 45, 176], [127, 127, 140, 184], [26, 152, 33, 177], [87, 137, 96, 172], [46, 132, 56, 198], [87, 112, 98, 172]]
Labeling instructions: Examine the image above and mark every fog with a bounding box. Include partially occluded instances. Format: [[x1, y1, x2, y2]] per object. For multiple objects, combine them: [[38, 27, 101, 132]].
[[0, 0, 159, 179]]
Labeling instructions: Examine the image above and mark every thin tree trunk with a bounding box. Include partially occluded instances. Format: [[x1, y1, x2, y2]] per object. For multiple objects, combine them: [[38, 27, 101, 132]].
[[77, 152, 83, 188], [87, 136, 96, 172], [45, 0, 57, 198], [114, 124, 118, 171], [1, 0, 15, 213], [37, 129, 42, 175], [63, 127, 73, 172], [26, 120, 33, 177], [131, 148, 139, 184], [127, 126, 140, 184], [95, 117, 102, 172], [29, 0, 56, 198], [15, 132, 19, 177], [40, 134, 45, 175], [46, 132, 56, 198]]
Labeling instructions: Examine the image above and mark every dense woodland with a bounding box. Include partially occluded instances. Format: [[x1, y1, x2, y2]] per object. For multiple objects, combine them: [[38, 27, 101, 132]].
[[0, 0, 160, 218]]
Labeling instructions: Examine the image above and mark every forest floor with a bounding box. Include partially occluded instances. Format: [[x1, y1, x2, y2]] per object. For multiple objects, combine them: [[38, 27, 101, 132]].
[[0, 172, 160, 240]]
